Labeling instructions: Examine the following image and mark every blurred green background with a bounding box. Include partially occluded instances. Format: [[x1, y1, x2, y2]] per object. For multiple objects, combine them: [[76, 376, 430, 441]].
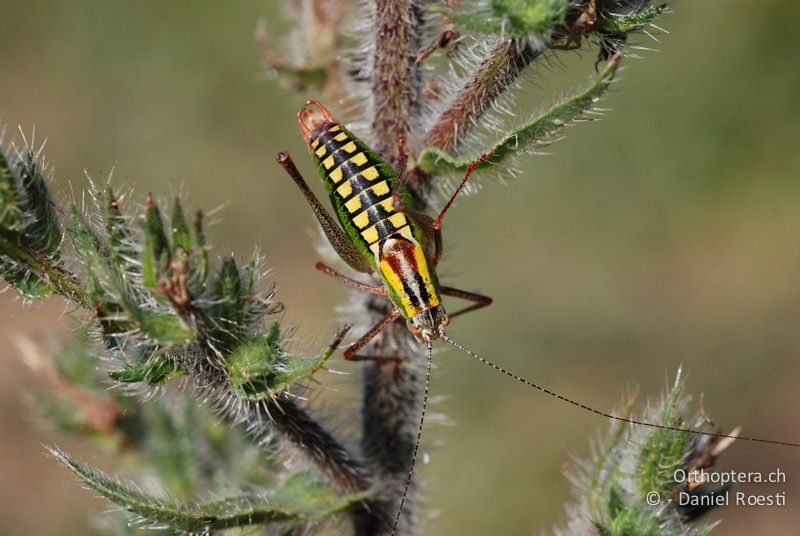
[[1, 1, 799, 534]]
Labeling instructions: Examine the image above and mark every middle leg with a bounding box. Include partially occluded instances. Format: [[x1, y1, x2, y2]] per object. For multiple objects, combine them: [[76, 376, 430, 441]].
[[316, 262, 386, 296], [440, 286, 493, 319]]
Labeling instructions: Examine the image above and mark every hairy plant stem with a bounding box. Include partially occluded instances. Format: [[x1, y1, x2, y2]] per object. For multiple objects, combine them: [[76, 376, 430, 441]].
[[171, 347, 376, 514], [370, 0, 424, 167], [0, 232, 89, 305], [268, 393, 372, 495], [362, 2, 427, 534], [359, 296, 421, 535], [356, 0, 432, 536], [424, 38, 541, 153]]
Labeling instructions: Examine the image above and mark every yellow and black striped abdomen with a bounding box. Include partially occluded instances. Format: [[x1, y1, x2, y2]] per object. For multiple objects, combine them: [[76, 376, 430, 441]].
[[309, 122, 416, 263]]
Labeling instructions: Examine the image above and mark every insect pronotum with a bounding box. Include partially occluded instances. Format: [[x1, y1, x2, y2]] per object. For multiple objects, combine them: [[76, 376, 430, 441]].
[[277, 100, 799, 534]]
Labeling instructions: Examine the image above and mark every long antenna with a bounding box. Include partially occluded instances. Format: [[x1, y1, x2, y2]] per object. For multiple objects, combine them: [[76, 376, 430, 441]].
[[392, 339, 434, 535], [440, 335, 800, 448]]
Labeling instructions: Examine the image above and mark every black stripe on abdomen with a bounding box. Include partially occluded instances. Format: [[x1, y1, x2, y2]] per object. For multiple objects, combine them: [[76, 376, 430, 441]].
[[340, 157, 372, 181], [315, 127, 349, 150], [340, 173, 380, 202], [357, 188, 389, 213], [367, 202, 392, 224]]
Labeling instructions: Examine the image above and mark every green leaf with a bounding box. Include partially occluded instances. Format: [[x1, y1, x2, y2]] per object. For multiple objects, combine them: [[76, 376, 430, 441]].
[[34, 393, 91, 436], [15, 149, 63, 256], [55, 340, 108, 389], [103, 188, 138, 279], [267, 472, 369, 521], [419, 54, 622, 176], [607, 483, 625, 519], [0, 144, 66, 299], [192, 209, 209, 286], [587, 393, 636, 514], [136, 309, 194, 346], [65, 206, 130, 337], [635, 381, 689, 496], [66, 205, 103, 265], [0, 148, 21, 230], [597, 4, 666, 36], [201, 257, 247, 353], [109, 356, 183, 385], [67, 205, 193, 346], [444, 0, 569, 39], [8, 273, 54, 297], [49, 447, 368, 531], [0, 258, 56, 297], [142, 194, 170, 291], [228, 322, 336, 401], [170, 198, 192, 253]]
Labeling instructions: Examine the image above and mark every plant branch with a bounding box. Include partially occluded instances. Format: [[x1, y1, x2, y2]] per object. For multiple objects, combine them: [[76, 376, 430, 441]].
[[49, 446, 369, 532], [424, 38, 541, 153], [0, 231, 88, 304], [0, 161, 374, 528], [361, 2, 429, 534], [419, 53, 622, 175], [370, 0, 425, 166], [268, 393, 373, 495]]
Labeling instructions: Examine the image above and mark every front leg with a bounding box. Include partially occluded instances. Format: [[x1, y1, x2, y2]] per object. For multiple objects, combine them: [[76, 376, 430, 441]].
[[344, 310, 403, 363], [434, 152, 490, 231]]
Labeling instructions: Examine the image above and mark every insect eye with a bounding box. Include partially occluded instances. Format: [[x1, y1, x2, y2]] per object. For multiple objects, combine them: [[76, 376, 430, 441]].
[[410, 324, 422, 335], [441, 315, 450, 327]]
